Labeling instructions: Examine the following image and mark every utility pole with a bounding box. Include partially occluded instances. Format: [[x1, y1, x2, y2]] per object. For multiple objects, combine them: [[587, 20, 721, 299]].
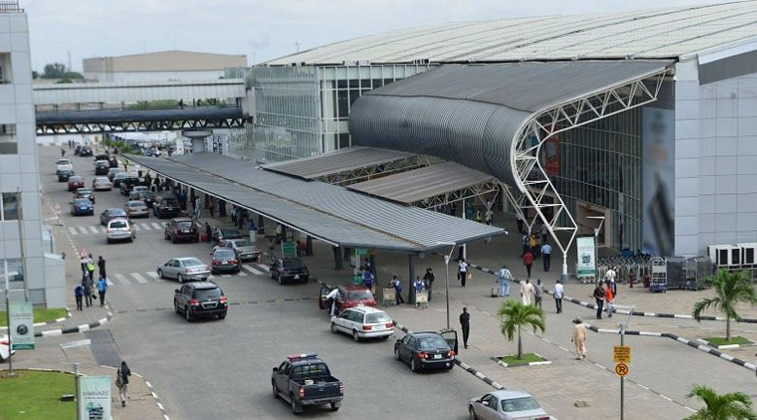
[[3, 260, 14, 376]]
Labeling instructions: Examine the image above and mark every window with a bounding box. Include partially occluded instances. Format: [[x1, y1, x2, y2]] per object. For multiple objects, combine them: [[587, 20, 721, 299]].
[[1, 192, 20, 220], [0, 124, 17, 155]]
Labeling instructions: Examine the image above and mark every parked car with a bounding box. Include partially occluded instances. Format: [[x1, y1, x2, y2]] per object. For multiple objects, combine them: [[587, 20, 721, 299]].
[[106, 168, 122, 181], [174, 281, 227, 321], [271, 353, 343, 414], [99, 208, 129, 225], [71, 198, 94, 216], [210, 248, 240, 274], [215, 238, 260, 262], [78, 146, 93, 157], [109, 157, 119, 168], [74, 145, 82, 155], [469, 390, 550, 420], [74, 188, 95, 203], [57, 168, 74, 182], [105, 218, 135, 243], [270, 257, 310, 284], [94, 153, 109, 162], [119, 176, 145, 195], [112, 172, 129, 188], [320, 285, 376, 313], [164, 218, 199, 243], [56, 158, 73, 175], [124, 200, 149, 218], [129, 190, 155, 207], [67, 176, 85, 192], [152, 195, 180, 218], [1, 333, 16, 362], [158, 257, 210, 282], [330, 306, 394, 342], [212, 227, 242, 244], [92, 176, 112, 191], [394, 331, 455, 372], [94, 161, 110, 176]]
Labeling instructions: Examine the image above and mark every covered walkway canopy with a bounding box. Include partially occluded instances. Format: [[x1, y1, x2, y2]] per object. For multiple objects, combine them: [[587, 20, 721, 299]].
[[125, 152, 503, 253]]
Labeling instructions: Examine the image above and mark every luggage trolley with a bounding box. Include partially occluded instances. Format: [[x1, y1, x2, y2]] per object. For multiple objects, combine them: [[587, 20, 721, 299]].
[[650, 257, 668, 293]]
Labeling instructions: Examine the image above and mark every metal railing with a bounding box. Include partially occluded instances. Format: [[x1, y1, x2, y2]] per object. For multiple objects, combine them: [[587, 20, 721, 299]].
[[0, 1, 23, 13]]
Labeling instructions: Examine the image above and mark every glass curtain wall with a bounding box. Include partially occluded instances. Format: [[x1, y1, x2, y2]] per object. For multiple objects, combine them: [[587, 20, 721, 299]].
[[551, 106, 643, 251]]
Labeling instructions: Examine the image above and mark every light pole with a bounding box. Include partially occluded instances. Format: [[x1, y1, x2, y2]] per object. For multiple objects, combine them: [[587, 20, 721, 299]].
[[587, 216, 606, 284], [60, 339, 91, 420], [614, 304, 635, 420], [436, 241, 457, 330]]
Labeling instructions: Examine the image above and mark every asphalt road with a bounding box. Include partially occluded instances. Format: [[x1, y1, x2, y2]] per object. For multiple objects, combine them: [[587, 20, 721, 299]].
[[40, 146, 492, 420]]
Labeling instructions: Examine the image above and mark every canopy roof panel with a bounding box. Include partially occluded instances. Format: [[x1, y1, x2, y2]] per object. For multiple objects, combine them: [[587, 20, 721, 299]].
[[126, 153, 503, 252], [262, 146, 415, 180]]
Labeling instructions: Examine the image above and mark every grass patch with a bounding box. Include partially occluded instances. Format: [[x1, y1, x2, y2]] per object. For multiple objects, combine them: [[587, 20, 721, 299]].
[[705, 336, 752, 346], [0, 308, 67, 327], [500, 353, 546, 366], [0, 371, 76, 419]]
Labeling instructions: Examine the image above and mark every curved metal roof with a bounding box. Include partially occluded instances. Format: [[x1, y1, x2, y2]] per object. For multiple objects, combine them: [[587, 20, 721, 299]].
[[266, 1, 757, 65]]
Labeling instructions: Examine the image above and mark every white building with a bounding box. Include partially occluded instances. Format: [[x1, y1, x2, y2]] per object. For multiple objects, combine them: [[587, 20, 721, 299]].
[[0, 2, 65, 309]]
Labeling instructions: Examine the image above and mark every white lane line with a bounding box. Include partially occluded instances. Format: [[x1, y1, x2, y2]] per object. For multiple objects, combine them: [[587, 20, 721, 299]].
[[256, 263, 270, 272], [238, 271, 248, 276], [88, 226, 99, 234], [106, 278, 114, 286], [147, 271, 160, 279], [140, 223, 152, 230], [243, 264, 263, 275], [222, 274, 231, 278], [130, 273, 149, 284], [100, 226, 107, 233], [151, 223, 163, 230], [115, 274, 131, 285], [68, 227, 78, 235], [78, 226, 89, 234]]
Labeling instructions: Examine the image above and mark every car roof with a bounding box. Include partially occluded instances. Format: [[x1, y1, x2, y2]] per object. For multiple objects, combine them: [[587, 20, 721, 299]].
[[56, 159, 70, 163], [106, 208, 126, 213], [340, 285, 369, 291], [69, 176, 82, 180], [107, 218, 129, 225], [114, 173, 128, 177], [77, 188, 92, 192], [94, 177, 109, 181], [127, 200, 146, 205], [172, 217, 193, 222], [73, 198, 90, 202], [488, 390, 536, 400], [346, 306, 386, 314], [186, 281, 219, 290], [176, 257, 203, 263]]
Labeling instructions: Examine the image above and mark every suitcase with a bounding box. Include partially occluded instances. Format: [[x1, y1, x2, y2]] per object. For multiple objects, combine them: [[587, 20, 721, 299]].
[[491, 287, 498, 297], [200, 233, 208, 242]]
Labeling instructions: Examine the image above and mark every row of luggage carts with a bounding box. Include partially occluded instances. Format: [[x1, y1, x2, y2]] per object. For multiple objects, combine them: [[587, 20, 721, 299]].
[[597, 255, 713, 292]]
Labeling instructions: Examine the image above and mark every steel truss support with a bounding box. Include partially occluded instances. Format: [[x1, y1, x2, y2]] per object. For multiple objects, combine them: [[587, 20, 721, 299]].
[[318, 155, 432, 186], [412, 178, 501, 209], [511, 69, 669, 278], [36, 117, 246, 136]]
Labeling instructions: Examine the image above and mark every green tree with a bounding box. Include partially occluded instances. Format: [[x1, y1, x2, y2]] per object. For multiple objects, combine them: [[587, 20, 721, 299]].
[[692, 269, 757, 341], [41, 63, 66, 79], [685, 385, 756, 420], [497, 301, 545, 360]]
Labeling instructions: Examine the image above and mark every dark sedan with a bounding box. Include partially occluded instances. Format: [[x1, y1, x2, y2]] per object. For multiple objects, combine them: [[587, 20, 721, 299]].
[[100, 208, 129, 226], [112, 172, 129, 187], [164, 218, 199, 243], [394, 332, 455, 372], [270, 257, 310, 284], [57, 168, 74, 182], [210, 248, 240, 274], [74, 188, 95, 203], [78, 146, 93, 157], [70, 198, 94, 216]]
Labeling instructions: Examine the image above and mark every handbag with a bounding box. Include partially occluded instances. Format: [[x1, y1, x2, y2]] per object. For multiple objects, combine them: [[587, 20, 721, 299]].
[[466, 272, 473, 281]]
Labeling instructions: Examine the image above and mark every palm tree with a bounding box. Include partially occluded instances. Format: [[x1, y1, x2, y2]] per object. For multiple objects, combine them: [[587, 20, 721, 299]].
[[685, 384, 757, 420], [497, 301, 545, 360], [692, 269, 757, 341]]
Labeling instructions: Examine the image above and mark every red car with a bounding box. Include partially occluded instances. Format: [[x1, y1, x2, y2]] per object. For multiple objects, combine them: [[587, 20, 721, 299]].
[[321, 285, 376, 313], [67, 176, 85, 192]]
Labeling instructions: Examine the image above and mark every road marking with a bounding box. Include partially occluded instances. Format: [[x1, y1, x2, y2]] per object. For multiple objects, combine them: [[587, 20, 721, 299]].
[[222, 274, 231, 278], [130, 273, 148, 284], [115, 274, 131, 285], [146, 271, 160, 279], [243, 264, 263, 275], [257, 263, 270, 272], [139, 223, 152, 230], [78, 226, 89, 234], [68, 227, 78, 235], [238, 271, 248, 276], [106, 278, 114, 286], [88, 226, 99, 234], [100, 226, 107, 233], [151, 223, 163, 230]]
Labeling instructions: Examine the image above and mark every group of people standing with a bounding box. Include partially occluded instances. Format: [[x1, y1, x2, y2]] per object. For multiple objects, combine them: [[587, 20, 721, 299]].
[[74, 254, 108, 310], [388, 267, 435, 308]]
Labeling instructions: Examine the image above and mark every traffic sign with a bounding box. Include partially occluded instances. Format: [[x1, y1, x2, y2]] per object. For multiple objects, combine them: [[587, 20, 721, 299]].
[[615, 362, 629, 377], [614, 345, 631, 363]]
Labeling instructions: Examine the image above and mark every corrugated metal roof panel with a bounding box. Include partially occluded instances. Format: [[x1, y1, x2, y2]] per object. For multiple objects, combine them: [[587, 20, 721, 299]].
[[262, 146, 415, 179]]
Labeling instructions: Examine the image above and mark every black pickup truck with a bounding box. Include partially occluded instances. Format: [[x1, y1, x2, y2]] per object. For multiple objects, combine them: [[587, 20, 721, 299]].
[[271, 353, 343, 414]]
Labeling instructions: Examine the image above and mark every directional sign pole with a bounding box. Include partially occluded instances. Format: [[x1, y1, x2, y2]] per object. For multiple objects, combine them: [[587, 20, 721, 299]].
[[620, 323, 625, 420]]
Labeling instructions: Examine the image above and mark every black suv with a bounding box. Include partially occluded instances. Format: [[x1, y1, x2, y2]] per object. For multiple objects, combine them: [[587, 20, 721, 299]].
[[164, 217, 199, 243], [57, 168, 74, 182], [174, 281, 227, 321], [119, 176, 144, 195], [153, 195, 180, 218], [95, 162, 110, 176], [79, 146, 93, 157]]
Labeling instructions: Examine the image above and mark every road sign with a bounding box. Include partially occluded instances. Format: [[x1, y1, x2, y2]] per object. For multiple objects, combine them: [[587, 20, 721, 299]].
[[614, 345, 631, 363], [615, 362, 629, 377]]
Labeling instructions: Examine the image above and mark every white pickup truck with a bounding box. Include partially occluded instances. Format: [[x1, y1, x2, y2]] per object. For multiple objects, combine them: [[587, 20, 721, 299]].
[[55, 158, 73, 175]]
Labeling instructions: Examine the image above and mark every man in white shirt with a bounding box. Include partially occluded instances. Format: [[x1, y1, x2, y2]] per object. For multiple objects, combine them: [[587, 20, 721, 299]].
[[605, 266, 617, 287], [459, 259, 469, 287], [496, 265, 512, 297], [553, 280, 564, 313], [541, 242, 552, 272], [521, 278, 535, 305], [325, 288, 340, 316]]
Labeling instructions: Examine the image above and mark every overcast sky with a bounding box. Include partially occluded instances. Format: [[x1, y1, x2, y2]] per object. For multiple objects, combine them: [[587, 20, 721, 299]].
[[23, 0, 736, 71]]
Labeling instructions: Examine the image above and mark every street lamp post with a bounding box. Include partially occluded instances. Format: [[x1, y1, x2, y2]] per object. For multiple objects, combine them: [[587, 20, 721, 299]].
[[436, 242, 457, 330], [587, 216, 606, 284], [614, 304, 635, 420]]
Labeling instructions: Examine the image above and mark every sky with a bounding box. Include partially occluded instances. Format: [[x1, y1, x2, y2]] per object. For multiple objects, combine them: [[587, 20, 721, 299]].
[[22, 0, 739, 72]]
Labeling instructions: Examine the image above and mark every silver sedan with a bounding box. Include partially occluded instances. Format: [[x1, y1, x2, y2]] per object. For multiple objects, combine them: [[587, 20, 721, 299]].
[[124, 200, 149, 218], [157, 257, 210, 283], [469, 390, 549, 420]]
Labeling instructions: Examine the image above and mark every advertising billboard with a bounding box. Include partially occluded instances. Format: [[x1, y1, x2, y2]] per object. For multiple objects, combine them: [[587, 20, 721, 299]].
[[576, 235, 596, 278], [9, 301, 34, 350], [642, 107, 675, 256], [78, 375, 112, 420]]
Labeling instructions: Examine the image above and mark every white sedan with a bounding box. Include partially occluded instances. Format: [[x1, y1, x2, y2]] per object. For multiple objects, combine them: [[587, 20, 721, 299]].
[[330, 306, 394, 342], [469, 390, 550, 420], [0, 333, 15, 362]]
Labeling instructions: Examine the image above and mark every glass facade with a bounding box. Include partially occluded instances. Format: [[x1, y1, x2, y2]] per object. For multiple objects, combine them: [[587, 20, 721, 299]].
[[550, 106, 643, 251]]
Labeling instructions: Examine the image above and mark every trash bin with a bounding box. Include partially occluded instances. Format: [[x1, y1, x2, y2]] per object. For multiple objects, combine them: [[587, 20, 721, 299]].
[[352, 273, 362, 285]]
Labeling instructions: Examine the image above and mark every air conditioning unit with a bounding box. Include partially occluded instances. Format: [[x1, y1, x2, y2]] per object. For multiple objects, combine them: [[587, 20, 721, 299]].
[[737, 243, 757, 267], [707, 244, 742, 267]]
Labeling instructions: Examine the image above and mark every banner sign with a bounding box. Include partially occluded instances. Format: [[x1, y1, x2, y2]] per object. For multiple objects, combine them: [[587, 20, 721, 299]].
[[576, 236, 596, 278], [9, 301, 34, 350], [78, 375, 112, 420]]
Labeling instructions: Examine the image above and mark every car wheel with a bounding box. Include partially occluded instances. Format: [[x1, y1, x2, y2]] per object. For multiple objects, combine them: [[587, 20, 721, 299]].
[[352, 330, 360, 342], [106, 239, 111, 244], [157, 269, 164, 279], [171, 236, 177, 244], [394, 347, 400, 361], [177, 274, 184, 283], [469, 406, 478, 420], [290, 395, 301, 414], [164, 232, 169, 240], [185, 307, 192, 322], [272, 381, 279, 399], [330, 322, 338, 334], [218, 313, 226, 320], [277, 274, 284, 285], [330, 402, 340, 411], [174, 301, 180, 314], [410, 357, 418, 372]]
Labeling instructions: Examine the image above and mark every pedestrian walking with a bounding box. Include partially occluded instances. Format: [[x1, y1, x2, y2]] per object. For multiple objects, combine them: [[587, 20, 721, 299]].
[[74, 284, 84, 311], [325, 287, 340, 316], [540, 223, 548, 244], [522, 249, 534, 278], [193, 197, 201, 220], [541, 242, 552, 272], [459, 307, 471, 349], [516, 212, 524, 234], [87, 254, 95, 283], [605, 284, 615, 318], [83, 278, 93, 307], [61, 147, 66, 157], [521, 233, 529, 256], [423, 268, 434, 302], [605, 266, 617, 287], [97, 275, 108, 306], [529, 234, 539, 257], [209, 197, 215, 217], [414, 276, 427, 309], [520, 278, 534, 305], [116, 361, 131, 407], [485, 208, 494, 225], [458, 259, 469, 287], [80, 254, 88, 276], [593, 283, 605, 319], [552, 280, 564, 313], [496, 265, 511, 297], [218, 199, 227, 217], [362, 269, 374, 293], [204, 222, 212, 244], [97, 256, 106, 279], [571, 318, 587, 360], [534, 279, 544, 309], [391, 275, 404, 305], [475, 208, 483, 223], [609, 275, 617, 297]]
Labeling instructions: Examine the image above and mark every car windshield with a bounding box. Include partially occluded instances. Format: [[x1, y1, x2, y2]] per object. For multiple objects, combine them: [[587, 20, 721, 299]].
[[346, 290, 372, 300], [56, 159, 70, 165], [181, 258, 203, 267], [176, 221, 194, 229], [194, 288, 222, 299], [283, 259, 304, 269], [221, 229, 241, 238], [78, 189, 92, 195], [114, 173, 128, 179], [416, 335, 449, 350], [128, 202, 145, 207], [95, 178, 108, 183], [214, 250, 236, 259], [160, 198, 177, 205], [74, 199, 90, 206], [501, 397, 541, 413], [234, 240, 253, 247], [365, 312, 391, 323], [290, 363, 330, 380], [70, 176, 82, 182], [109, 209, 127, 216], [110, 220, 128, 228]]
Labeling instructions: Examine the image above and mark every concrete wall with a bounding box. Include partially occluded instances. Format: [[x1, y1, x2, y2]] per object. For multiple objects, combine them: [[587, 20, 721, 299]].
[[84, 70, 226, 83]]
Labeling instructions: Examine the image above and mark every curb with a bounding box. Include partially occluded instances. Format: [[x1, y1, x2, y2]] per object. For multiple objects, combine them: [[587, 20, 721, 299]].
[[143, 377, 170, 420], [1, 308, 73, 331], [492, 353, 552, 368], [695, 338, 754, 350], [467, 262, 756, 323], [35, 305, 113, 338]]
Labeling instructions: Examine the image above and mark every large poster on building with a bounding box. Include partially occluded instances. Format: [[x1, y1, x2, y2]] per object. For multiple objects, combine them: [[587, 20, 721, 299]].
[[576, 235, 596, 278], [78, 375, 111, 420], [642, 107, 675, 257], [9, 301, 34, 350]]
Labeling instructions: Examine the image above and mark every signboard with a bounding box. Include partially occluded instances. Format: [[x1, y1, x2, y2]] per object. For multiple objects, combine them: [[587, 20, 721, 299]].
[[615, 362, 629, 377], [613, 345, 631, 364], [9, 301, 34, 350], [281, 241, 296, 257], [576, 235, 596, 278], [78, 375, 112, 420]]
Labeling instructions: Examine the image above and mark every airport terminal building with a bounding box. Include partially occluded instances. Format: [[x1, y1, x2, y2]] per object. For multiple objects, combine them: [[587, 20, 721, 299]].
[[231, 1, 757, 262]]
